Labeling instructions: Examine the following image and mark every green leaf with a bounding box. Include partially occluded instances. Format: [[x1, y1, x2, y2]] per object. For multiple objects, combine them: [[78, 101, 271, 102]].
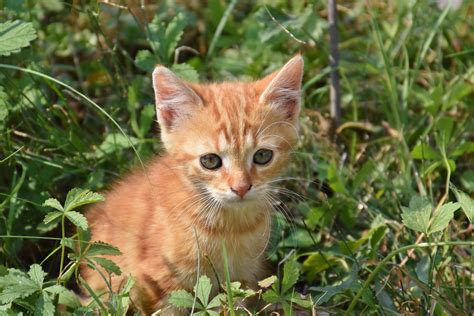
[[34, 292, 54, 316], [65, 211, 88, 230], [281, 259, 300, 294], [86, 241, 122, 257], [90, 257, 121, 276], [28, 264, 44, 288], [168, 289, 197, 309], [262, 289, 280, 304], [227, 282, 255, 299], [258, 275, 277, 288], [451, 186, 474, 223], [207, 293, 225, 309], [460, 170, 474, 192], [64, 188, 104, 212], [90, 133, 140, 159], [171, 63, 199, 82], [428, 202, 460, 234], [42, 198, 63, 212], [139, 104, 156, 137], [58, 288, 81, 308], [43, 211, 62, 226], [163, 12, 188, 59], [302, 253, 339, 281], [0, 270, 39, 304], [313, 267, 359, 304], [0, 20, 37, 56], [135, 50, 156, 72], [411, 143, 440, 160], [194, 275, 212, 307], [44, 285, 66, 294], [401, 196, 432, 234]]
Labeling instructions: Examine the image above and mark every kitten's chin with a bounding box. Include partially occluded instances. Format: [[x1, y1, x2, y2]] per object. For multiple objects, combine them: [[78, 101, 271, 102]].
[[220, 195, 265, 211], [222, 198, 257, 209]]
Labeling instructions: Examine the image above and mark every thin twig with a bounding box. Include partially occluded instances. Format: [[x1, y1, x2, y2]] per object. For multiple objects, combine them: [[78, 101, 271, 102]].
[[174, 46, 200, 64], [328, 0, 341, 128], [264, 6, 307, 45]]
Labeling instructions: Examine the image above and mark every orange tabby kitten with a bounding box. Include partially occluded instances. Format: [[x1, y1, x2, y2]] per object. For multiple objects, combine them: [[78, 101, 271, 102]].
[[82, 55, 304, 314]]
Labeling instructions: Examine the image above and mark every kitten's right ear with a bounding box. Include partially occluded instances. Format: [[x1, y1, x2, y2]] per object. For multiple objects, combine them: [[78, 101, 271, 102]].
[[152, 66, 203, 130]]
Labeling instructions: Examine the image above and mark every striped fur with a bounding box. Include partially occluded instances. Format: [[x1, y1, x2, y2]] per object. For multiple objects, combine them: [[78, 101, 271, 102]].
[[82, 55, 304, 314]]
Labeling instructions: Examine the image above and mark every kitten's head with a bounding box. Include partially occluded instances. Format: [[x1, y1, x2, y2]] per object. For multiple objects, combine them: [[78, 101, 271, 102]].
[[152, 56, 303, 209]]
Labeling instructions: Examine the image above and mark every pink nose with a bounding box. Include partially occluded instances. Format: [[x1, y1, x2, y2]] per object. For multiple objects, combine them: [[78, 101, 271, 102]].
[[230, 185, 252, 199]]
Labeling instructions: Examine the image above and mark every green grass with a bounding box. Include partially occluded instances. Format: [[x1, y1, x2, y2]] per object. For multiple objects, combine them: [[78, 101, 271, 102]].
[[1, 0, 473, 314]]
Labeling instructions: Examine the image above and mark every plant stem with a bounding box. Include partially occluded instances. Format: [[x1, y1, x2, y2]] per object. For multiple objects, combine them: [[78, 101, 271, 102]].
[[58, 214, 66, 282], [207, 0, 238, 60], [221, 240, 235, 316], [344, 241, 474, 315]]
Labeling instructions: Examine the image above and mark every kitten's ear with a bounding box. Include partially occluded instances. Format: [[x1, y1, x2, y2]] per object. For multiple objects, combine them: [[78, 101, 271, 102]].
[[152, 66, 203, 130], [257, 55, 304, 121]]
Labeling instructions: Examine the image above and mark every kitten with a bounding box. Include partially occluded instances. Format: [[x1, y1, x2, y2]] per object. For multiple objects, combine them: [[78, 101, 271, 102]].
[[82, 55, 304, 314]]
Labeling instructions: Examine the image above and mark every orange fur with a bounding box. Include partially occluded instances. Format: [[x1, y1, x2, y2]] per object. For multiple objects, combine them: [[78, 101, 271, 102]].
[[82, 56, 304, 314]]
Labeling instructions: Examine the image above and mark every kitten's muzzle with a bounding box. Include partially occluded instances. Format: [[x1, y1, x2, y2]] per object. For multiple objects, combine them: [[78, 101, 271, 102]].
[[230, 184, 252, 199]]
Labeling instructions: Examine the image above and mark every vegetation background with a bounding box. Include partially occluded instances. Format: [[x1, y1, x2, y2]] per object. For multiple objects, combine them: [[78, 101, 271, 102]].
[[0, 0, 473, 314]]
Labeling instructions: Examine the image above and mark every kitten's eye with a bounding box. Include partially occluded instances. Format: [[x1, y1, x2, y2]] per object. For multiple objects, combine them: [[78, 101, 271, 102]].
[[253, 149, 273, 165], [200, 154, 222, 170]]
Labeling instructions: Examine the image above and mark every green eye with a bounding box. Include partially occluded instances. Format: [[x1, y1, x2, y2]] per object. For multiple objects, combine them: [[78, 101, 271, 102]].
[[200, 153, 222, 170], [253, 149, 273, 165]]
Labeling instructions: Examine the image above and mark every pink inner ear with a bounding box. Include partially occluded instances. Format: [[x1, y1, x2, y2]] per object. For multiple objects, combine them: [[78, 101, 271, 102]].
[[152, 66, 203, 130], [159, 107, 176, 129], [257, 56, 304, 120]]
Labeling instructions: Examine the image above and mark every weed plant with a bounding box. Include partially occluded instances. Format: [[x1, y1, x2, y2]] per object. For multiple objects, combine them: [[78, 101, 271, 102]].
[[0, 1, 473, 314]]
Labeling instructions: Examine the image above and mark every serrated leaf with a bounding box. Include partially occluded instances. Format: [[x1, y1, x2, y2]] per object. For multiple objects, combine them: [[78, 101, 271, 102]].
[[401, 196, 432, 234], [428, 202, 460, 234], [171, 63, 199, 82], [163, 12, 188, 59], [64, 188, 104, 212], [0, 20, 37, 56], [0, 273, 38, 304], [42, 198, 63, 212], [258, 275, 277, 288], [194, 275, 212, 307], [207, 293, 225, 309], [452, 186, 474, 223], [87, 241, 122, 257], [34, 292, 54, 316], [262, 289, 280, 304], [281, 259, 300, 294], [135, 50, 156, 72], [91, 257, 121, 276], [168, 289, 197, 309], [28, 264, 44, 288], [65, 211, 88, 230], [43, 211, 62, 226]]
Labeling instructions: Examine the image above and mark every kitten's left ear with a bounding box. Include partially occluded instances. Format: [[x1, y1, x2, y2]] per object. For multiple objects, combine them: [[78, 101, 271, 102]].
[[257, 55, 304, 121]]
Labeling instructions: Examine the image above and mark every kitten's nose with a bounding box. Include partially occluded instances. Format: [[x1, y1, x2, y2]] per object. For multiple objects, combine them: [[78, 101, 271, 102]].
[[230, 184, 252, 199]]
